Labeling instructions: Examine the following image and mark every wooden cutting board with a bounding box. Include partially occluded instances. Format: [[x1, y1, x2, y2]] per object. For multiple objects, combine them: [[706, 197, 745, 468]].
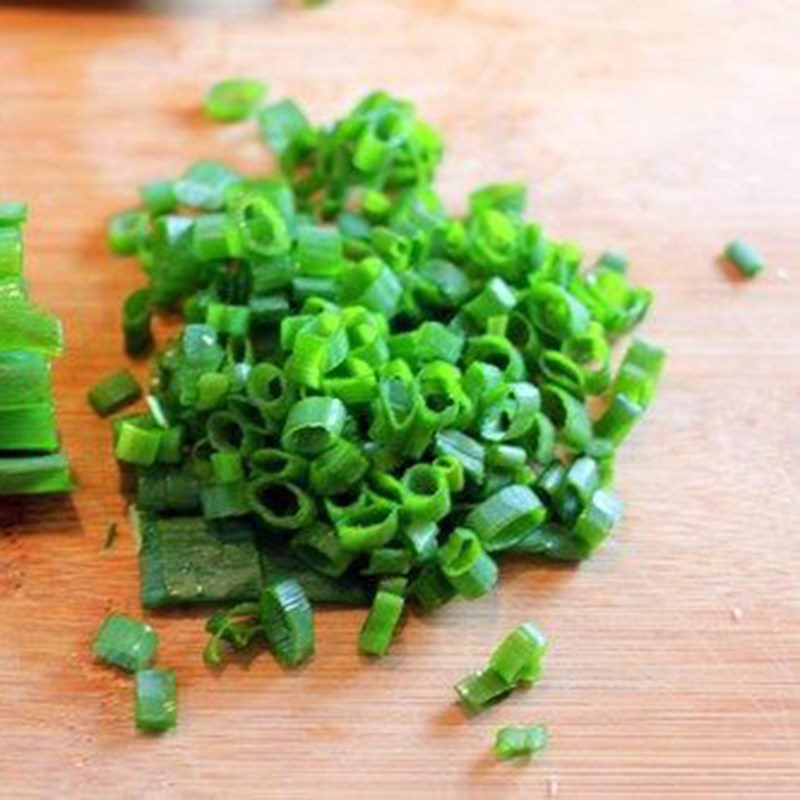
[[0, 1, 798, 797]]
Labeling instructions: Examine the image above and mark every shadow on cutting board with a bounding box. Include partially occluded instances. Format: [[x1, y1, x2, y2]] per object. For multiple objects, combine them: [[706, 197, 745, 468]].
[[0, 494, 81, 537]]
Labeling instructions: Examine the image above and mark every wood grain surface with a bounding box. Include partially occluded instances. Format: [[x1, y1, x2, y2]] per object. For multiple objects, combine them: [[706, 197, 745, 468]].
[[0, 1, 798, 797]]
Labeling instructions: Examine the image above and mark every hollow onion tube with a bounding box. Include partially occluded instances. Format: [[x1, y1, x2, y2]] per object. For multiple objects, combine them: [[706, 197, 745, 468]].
[[335, 500, 400, 552], [358, 589, 405, 656], [438, 528, 498, 599], [247, 476, 316, 531], [466, 485, 546, 552], [281, 396, 346, 455], [400, 463, 451, 524]]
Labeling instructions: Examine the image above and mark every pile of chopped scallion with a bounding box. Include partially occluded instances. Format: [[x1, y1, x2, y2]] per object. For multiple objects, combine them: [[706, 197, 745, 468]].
[[99, 81, 664, 732], [0, 203, 71, 496]]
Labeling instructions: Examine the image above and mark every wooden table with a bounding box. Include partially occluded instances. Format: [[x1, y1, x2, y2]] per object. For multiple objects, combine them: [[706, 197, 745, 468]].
[[0, 1, 798, 797]]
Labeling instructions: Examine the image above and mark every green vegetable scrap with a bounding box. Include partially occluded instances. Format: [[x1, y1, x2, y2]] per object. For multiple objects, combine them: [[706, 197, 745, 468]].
[[88, 370, 142, 417], [493, 724, 549, 760], [135, 668, 177, 732], [456, 623, 547, 713], [104, 85, 664, 673], [0, 205, 70, 495], [204, 79, 267, 123], [724, 239, 764, 278], [93, 613, 158, 672]]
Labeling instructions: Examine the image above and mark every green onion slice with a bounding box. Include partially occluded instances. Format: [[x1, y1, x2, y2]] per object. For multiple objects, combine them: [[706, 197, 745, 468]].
[[259, 578, 315, 668]]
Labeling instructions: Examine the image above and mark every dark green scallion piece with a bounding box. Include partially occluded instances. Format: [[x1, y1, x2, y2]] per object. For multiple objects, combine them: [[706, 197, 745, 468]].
[[724, 239, 764, 278], [88, 370, 142, 417], [135, 668, 177, 733]]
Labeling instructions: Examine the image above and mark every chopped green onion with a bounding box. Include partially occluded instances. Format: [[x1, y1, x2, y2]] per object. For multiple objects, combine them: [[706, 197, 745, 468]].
[[88, 370, 142, 417], [248, 477, 316, 530], [204, 78, 267, 123], [100, 87, 663, 685], [493, 724, 549, 760], [291, 523, 355, 578], [455, 668, 512, 714], [135, 668, 177, 733], [108, 210, 146, 255], [115, 420, 162, 466], [282, 396, 346, 456], [140, 181, 178, 215], [594, 394, 643, 445], [336, 500, 399, 552], [122, 288, 153, 357], [410, 562, 456, 611], [259, 579, 315, 668], [466, 485, 546, 552], [93, 613, 158, 672], [358, 589, 405, 656], [489, 622, 547, 684], [0, 452, 72, 496], [724, 239, 764, 278], [0, 403, 58, 452], [438, 528, 498, 599]]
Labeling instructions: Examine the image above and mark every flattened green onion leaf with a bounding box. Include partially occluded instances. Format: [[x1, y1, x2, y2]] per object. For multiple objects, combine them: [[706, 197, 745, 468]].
[[93, 613, 158, 672], [259, 578, 315, 668], [135, 668, 177, 733], [494, 724, 549, 760], [358, 589, 405, 656], [724, 239, 764, 278], [88, 370, 141, 417], [204, 79, 267, 123]]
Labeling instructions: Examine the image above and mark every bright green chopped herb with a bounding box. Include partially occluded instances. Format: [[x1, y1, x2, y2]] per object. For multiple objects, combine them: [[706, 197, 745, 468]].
[[358, 588, 405, 656], [724, 239, 764, 278], [135, 668, 177, 732], [204, 79, 267, 123], [259, 578, 315, 667], [494, 724, 549, 760], [88, 370, 142, 417], [93, 613, 158, 672], [101, 85, 663, 694], [456, 623, 547, 713], [0, 204, 69, 493]]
